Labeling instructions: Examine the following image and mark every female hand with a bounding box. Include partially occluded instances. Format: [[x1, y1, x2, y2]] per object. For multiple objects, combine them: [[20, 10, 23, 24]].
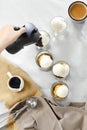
[[0, 24, 26, 52]]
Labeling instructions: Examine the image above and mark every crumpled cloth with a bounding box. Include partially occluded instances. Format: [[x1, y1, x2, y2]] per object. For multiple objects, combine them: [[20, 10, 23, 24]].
[[15, 96, 87, 130]]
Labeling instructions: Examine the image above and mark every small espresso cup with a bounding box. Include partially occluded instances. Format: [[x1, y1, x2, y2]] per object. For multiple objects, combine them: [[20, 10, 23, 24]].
[[7, 72, 24, 92], [68, 1, 87, 23]]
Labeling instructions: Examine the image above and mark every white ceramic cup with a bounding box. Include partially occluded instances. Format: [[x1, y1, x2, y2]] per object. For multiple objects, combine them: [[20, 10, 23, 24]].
[[7, 72, 24, 92]]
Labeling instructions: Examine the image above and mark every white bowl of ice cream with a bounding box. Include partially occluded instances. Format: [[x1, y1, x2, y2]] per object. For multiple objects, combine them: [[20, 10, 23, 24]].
[[52, 82, 69, 100], [52, 61, 70, 78], [36, 30, 50, 50], [50, 16, 67, 35], [36, 51, 53, 71]]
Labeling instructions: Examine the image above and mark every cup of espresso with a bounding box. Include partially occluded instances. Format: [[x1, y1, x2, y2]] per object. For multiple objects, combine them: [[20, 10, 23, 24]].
[[68, 1, 87, 23], [7, 72, 24, 92]]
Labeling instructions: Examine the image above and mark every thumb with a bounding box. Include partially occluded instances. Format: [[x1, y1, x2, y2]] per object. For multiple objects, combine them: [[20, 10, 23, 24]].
[[17, 27, 26, 35]]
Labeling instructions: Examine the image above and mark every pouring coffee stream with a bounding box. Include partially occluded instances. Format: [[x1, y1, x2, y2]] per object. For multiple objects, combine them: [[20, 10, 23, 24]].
[[6, 23, 42, 54]]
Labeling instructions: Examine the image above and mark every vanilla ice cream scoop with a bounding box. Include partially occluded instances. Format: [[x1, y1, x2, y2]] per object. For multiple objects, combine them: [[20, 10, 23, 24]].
[[56, 84, 69, 98], [52, 61, 70, 78], [36, 30, 50, 50], [40, 31, 50, 47], [36, 51, 53, 71], [50, 17, 67, 33], [52, 82, 69, 100], [39, 55, 53, 69]]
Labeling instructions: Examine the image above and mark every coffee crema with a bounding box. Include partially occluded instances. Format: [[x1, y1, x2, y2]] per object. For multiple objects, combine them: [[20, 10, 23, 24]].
[[68, 1, 87, 21]]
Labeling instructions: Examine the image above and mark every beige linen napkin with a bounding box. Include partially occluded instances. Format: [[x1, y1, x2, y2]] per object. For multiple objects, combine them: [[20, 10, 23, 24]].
[[16, 97, 87, 130], [0, 55, 42, 130]]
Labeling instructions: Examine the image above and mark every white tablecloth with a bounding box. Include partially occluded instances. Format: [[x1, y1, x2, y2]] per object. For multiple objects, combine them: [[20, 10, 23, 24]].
[[0, 0, 87, 129]]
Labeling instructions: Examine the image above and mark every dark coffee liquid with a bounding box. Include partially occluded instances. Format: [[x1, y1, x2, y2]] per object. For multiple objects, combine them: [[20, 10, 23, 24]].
[[9, 77, 21, 89]]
